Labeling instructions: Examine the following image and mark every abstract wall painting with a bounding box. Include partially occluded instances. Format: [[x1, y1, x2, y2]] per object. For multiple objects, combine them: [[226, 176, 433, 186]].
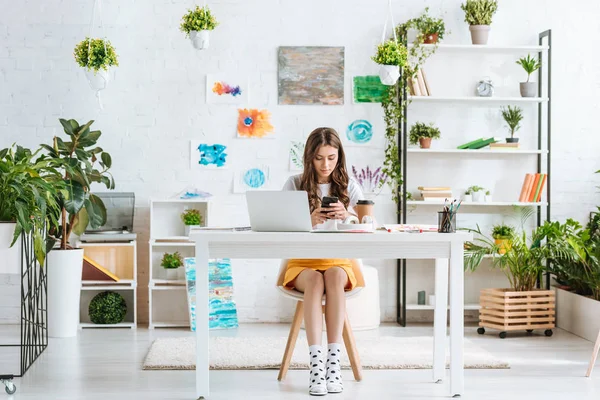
[[278, 46, 345, 105], [184, 257, 239, 331], [351, 165, 388, 194], [237, 108, 275, 138], [190, 141, 228, 169], [206, 74, 248, 104], [346, 119, 373, 145], [353, 76, 387, 103], [233, 165, 271, 193], [289, 140, 305, 171]]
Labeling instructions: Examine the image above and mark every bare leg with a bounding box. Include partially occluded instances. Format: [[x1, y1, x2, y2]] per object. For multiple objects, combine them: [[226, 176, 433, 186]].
[[323, 267, 348, 344], [294, 269, 325, 346]]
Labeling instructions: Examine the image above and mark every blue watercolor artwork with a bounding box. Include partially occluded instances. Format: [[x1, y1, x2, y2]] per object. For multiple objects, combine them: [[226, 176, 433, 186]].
[[198, 144, 227, 167], [243, 168, 266, 188], [184, 257, 239, 331], [346, 120, 373, 144]]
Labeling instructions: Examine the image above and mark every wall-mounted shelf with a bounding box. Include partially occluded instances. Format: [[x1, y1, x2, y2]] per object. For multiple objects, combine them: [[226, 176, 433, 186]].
[[407, 201, 547, 207], [409, 96, 548, 103], [408, 44, 548, 52], [407, 148, 548, 155]]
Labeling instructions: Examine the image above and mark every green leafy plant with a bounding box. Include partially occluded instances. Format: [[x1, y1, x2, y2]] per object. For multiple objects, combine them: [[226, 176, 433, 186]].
[[41, 119, 115, 250], [372, 39, 408, 66], [0, 145, 64, 265], [161, 252, 183, 269], [409, 122, 441, 145], [467, 185, 484, 193], [180, 5, 219, 36], [88, 291, 127, 324], [485, 190, 491, 195], [465, 188, 472, 195], [501, 105, 523, 139], [461, 0, 498, 25], [73, 37, 119, 73], [181, 209, 202, 226], [492, 224, 515, 240], [516, 54, 541, 83]]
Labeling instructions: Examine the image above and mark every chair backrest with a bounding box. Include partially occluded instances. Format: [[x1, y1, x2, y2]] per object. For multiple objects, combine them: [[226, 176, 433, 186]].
[[276, 259, 365, 288]]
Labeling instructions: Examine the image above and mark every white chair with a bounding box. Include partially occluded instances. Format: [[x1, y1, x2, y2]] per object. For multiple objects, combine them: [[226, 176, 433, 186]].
[[275, 259, 364, 382]]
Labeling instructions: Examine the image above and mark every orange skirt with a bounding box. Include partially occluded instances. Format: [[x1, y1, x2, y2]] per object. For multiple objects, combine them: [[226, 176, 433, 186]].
[[282, 258, 357, 291]]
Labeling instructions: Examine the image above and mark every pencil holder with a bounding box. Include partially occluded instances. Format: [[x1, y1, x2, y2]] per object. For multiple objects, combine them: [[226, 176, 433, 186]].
[[438, 211, 456, 233]]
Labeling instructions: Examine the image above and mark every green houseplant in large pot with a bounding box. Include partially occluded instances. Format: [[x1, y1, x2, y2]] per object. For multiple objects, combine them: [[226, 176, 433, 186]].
[[0, 145, 63, 275], [42, 118, 114, 338]]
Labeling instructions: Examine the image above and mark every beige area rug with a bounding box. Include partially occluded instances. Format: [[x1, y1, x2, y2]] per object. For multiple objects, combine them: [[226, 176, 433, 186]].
[[142, 336, 509, 370]]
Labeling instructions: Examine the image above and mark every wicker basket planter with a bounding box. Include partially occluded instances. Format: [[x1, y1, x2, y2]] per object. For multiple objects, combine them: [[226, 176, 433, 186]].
[[477, 288, 555, 339]]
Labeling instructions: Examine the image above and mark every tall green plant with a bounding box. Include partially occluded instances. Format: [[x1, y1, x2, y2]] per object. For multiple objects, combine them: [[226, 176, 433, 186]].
[[461, 0, 498, 25], [41, 119, 115, 250], [0, 145, 64, 265]]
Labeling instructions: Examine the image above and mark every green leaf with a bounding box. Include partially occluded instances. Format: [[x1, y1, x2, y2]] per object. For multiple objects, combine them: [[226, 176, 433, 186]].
[[39, 144, 58, 157], [0, 148, 8, 159], [101, 152, 112, 169], [63, 180, 85, 215], [33, 230, 45, 266], [87, 131, 102, 144], [71, 206, 89, 236], [59, 119, 75, 137], [86, 194, 107, 229]]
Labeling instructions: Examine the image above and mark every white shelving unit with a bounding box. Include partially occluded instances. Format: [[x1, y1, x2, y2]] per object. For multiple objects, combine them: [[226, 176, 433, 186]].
[[77, 240, 137, 329], [408, 43, 548, 52], [407, 201, 548, 207], [407, 148, 548, 155], [409, 96, 548, 103], [148, 198, 211, 329]]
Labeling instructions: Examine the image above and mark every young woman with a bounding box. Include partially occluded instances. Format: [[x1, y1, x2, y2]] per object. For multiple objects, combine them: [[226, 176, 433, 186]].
[[282, 127, 364, 396]]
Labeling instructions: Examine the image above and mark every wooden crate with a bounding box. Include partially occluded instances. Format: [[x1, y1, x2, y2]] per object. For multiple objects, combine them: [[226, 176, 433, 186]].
[[479, 288, 555, 334]]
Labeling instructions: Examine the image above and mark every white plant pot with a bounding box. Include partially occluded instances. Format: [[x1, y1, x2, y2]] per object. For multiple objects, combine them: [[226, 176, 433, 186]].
[[190, 30, 210, 49], [463, 194, 472, 202], [47, 248, 84, 338], [555, 287, 600, 342], [485, 194, 493, 202], [177, 266, 186, 281], [469, 25, 490, 45], [165, 268, 179, 281], [378, 64, 400, 86], [84, 68, 110, 91], [185, 225, 201, 236], [0, 222, 20, 274], [471, 192, 483, 202]]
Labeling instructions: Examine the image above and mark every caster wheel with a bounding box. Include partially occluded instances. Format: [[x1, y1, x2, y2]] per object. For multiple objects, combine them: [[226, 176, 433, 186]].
[[5, 382, 16, 395], [545, 329, 553, 337], [477, 327, 485, 335], [526, 329, 533, 334], [499, 331, 507, 339]]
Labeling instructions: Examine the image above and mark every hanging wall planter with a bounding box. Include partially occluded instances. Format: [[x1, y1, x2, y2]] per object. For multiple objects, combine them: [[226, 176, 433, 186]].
[[180, 5, 219, 50], [74, 37, 119, 108], [372, 1, 408, 86]]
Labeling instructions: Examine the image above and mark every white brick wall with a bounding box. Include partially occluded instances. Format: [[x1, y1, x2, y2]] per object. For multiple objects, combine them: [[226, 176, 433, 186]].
[[1, 0, 599, 325]]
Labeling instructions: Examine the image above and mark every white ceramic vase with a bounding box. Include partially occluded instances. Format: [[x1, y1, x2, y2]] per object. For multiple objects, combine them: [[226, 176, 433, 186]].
[[190, 30, 210, 49], [378, 65, 400, 86], [84, 68, 110, 91], [0, 222, 20, 274], [47, 248, 84, 338]]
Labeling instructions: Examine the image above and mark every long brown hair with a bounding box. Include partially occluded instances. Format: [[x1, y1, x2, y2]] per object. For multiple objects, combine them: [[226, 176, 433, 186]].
[[299, 127, 349, 212]]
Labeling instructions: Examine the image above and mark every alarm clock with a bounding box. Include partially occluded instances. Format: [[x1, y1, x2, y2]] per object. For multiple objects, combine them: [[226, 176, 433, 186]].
[[476, 78, 494, 97]]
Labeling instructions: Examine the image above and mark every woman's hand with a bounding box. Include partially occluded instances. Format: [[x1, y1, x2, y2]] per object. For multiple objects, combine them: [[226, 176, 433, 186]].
[[325, 201, 348, 220], [311, 207, 328, 227]]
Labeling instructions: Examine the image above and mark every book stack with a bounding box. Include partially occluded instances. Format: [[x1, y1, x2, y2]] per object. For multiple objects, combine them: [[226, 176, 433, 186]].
[[418, 186, 452, 202], [457, 137, 498, 150], [518, 173, 547, 202], [490, 142, 520, 150], [408, 68, 431, 96]]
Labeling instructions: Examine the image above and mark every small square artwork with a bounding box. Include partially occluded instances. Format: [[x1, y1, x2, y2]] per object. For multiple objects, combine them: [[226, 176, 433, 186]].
[[289, 140, 305, 171], [206, 74, 248, 104], [351, 165, 388, 194], [346, 119, 373, 145], [184, 257, 239, 331], [278, 46, 345, 105], [234, 165, 271, 193], [190, 141, 228, 169], [237, 108, 275, 138], [353, 76, 387, 103]]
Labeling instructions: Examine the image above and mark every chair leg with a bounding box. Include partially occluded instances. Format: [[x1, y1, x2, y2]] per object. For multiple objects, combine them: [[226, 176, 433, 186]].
[[586, 328, 600, 377], [342, 313, 363, 382], [278, 301, 304, 381]]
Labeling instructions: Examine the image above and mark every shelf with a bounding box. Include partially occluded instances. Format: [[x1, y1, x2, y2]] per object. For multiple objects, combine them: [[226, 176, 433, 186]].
[[150, 322, 190, 328], [80, 322, 135, 329], [80, 284, 136, 291], [150, 241, 195, 247], [150, 198, 211, 203], [151, 285, 186, 290], [152, 236, 193, 242], [81, 279, 136, 288], [408, 201, 547, 207], [406, 304, 481, 311], [78, 241, 136, 247], [408, 43, 548, 52], [151, 279, 186, 286], [407, 148, 547, 155], [409, 96, 548, 103]]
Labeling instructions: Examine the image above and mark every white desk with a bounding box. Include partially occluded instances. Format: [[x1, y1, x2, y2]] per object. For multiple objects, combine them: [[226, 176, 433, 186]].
[[191, 230, 472, 399]]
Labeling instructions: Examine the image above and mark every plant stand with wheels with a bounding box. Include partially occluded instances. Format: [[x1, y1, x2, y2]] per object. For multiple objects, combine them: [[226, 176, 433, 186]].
[[0, 376, 16, 395]]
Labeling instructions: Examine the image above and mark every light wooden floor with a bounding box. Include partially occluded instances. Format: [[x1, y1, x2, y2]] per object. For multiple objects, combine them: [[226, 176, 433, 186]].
[[1, 323, 599, 399]]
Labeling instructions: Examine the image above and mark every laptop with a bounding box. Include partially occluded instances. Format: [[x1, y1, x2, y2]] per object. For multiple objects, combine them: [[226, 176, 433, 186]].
[[246, 191, 313, 232], [79, 192, 138, 242]]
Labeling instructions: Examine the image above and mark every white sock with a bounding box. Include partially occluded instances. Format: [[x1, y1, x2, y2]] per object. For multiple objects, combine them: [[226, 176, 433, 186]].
[[308, 345, 327, 396], [326, 343, 343, 393]]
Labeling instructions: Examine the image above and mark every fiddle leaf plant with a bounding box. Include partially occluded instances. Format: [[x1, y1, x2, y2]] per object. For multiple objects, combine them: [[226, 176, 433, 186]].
[[41, 118, 115, 250]]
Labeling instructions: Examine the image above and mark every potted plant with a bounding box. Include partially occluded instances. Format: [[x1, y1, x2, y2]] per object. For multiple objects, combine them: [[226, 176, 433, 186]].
[[180, 5, 219, 50], [468, 185, 485, 202], [463, 189, 472, 202], [0, 145, 63, 274], [400, 7, 446, 44], [182, 209, 203, 236], [371, 39, 408, 86], [516, 54, 541, 98], [42, 118, 114, 338], [73, 37, 119, 91], [485, 189, 492, 202], [501, 105, 523, 143], [491, 224, 514, 254], [409, 122, 441, 149], [161, 251, 184, 280], [460, 0, 498, 45]]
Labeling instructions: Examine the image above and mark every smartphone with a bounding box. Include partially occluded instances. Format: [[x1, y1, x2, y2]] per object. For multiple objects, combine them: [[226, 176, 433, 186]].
[[321, 196, 338, 209]]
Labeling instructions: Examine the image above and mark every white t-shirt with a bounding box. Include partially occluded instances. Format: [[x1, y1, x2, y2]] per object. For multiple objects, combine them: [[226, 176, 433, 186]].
[[282, 174, 364, 215]]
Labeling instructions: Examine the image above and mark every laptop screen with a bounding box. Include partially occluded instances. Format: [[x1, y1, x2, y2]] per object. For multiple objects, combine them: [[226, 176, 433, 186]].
[[86, 192, 135, 233]]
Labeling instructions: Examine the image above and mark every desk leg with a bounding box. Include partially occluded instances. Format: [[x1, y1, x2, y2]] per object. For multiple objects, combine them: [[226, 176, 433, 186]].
[[433, 258, 448, 383], [449, 242, 464, 397], [195, 240, 210, 399]]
